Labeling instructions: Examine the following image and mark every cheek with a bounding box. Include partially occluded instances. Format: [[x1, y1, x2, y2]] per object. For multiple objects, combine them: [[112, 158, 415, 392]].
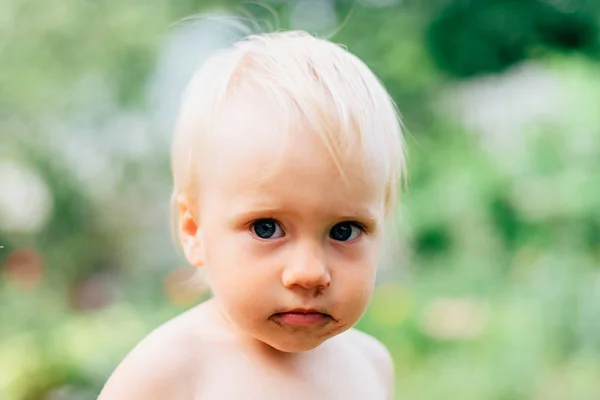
[[203, 233, 277, 312], [337, 260, 377, 302], [333, 237, 381, 275], [330, 240, 380, 311]]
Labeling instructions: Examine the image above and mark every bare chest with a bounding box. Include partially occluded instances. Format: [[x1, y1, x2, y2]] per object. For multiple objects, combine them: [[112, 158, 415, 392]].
[[195, 353, 386, 400]]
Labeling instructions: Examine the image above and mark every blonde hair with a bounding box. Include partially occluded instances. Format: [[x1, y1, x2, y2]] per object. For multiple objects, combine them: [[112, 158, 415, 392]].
[[171, 30, 406, 230]]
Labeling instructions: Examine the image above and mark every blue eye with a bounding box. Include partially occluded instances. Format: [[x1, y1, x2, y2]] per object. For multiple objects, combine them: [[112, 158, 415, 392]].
[[252, 219, 284, 239], [329, 222, 363, 242]]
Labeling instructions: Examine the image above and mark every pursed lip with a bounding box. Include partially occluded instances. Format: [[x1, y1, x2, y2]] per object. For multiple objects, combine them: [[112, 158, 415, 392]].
[[285, 308, 328, 314], [269, 308, 336, 327]]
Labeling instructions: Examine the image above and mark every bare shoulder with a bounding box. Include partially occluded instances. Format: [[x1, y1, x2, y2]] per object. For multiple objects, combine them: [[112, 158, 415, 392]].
[[343, 328, 395, 397], [345, 328, 393, 367], [98, 305, 209, 400]]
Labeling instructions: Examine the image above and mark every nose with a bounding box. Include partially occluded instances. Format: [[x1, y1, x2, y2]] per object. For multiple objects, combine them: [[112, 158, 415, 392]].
[[282, 241, 331, 290]]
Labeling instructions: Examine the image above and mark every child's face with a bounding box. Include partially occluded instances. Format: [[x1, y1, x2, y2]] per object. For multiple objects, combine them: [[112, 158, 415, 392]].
[[183, 90, 387, 352]]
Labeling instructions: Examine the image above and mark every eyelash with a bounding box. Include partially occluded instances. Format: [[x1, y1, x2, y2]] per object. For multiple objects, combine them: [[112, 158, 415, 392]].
[[349, 221, 367, 232], [248, 219, 369, 238], [250, 218, 285, 239]]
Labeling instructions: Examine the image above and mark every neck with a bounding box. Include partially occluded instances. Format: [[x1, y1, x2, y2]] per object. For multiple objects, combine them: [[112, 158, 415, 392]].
[[205, 298, 304, 362]]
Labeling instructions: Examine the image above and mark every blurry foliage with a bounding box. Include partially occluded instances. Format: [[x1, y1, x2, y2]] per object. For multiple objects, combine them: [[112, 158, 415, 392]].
[[2, 0, 600, 399], [426, 0, 600, 77]]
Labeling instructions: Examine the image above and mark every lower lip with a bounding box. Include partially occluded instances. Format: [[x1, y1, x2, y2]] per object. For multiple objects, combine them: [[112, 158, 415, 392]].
[[271, 312, 331, 327]]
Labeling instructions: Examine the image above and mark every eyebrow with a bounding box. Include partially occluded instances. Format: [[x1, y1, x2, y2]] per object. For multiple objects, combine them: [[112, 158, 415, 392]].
[[339, 214, 378, 226], [233, 205, 380, 227]]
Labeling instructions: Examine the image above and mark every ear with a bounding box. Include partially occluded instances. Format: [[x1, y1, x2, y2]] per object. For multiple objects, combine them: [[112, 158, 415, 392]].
[[177, 195, 205, 267]]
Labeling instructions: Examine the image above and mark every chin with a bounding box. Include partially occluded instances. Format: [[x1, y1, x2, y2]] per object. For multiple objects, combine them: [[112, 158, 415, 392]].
[[263, 335, 329, 353], [270, 341, 323, 353]]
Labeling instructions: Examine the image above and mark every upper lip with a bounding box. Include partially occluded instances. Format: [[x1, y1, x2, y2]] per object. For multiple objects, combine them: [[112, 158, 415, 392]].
[[276, 308, 330, 315]]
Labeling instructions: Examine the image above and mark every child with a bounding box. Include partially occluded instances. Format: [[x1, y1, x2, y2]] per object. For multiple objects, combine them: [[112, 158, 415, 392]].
[[99, 30, 405, 399]]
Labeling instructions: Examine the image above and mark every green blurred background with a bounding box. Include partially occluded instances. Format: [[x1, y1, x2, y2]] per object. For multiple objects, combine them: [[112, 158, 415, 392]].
[[2, 0, 600, 399]]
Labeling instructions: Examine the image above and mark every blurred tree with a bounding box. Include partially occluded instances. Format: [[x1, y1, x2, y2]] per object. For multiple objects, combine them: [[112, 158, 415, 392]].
[[426, 0, 599, 77]]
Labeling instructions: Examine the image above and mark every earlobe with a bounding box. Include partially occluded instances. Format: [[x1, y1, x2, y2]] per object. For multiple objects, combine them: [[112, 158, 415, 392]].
[[177, 196, 205, 267]]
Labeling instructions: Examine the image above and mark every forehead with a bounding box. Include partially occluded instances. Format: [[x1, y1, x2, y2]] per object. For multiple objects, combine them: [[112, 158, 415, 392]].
[[201, 89, 386, 216]]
